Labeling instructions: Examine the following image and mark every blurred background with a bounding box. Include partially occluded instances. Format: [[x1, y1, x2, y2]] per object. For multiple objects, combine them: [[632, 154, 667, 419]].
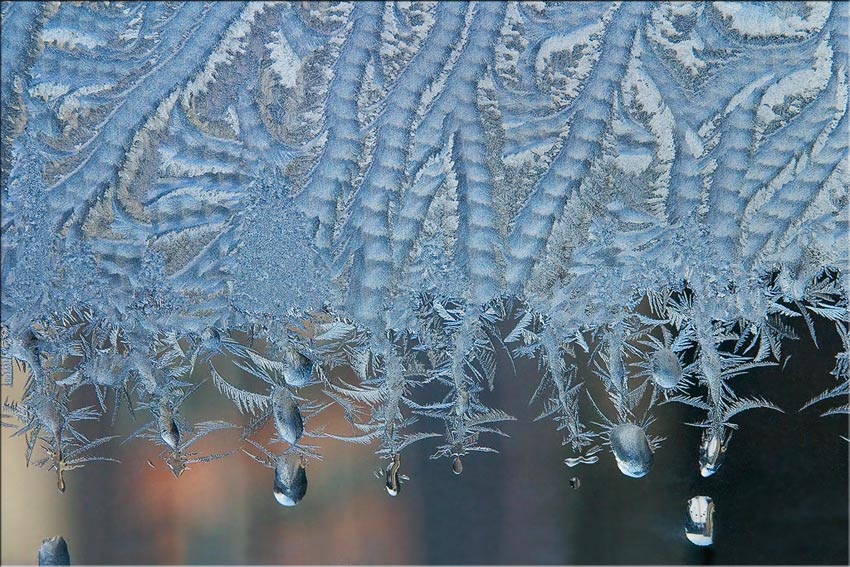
[[2, 316, 847, 565]]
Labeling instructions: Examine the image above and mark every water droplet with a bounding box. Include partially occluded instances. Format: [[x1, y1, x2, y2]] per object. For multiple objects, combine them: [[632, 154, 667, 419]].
[[452, 455, 463, 475], [385, 454, 402, 496], [569, 477, 581, 490], [272, 386, 304, 445], [38, 536, 70, 566], [56, 468, 66, 493], [274, 456, 308, 506], [283, 349, 313, 387], [650, 348, 682, 388], [609, 423, 654, 478], [699, 429, 726, 477], [564, 455, 599, 467], [685, 496, 715, 546]]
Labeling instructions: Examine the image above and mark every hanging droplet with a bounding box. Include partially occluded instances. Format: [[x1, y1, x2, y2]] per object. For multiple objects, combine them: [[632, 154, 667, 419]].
[[452, 455, 463, 475], [385, 454, 402, 496], [38, 536, 70, 566], [699, 429, 726, 477], [283, 349, 313, 387], [272, 386, 304, 445], [157, 405, 180, 451], [685, 496, 715, 546], [273, 456, 308, 507], [569, 477, 581, 490], [650, 348, 682, 388], [609, 423, 654, 478], [56, 468, 66, 493]]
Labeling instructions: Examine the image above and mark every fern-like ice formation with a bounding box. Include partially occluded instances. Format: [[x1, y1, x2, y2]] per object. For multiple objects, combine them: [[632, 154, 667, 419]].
[[1, 2, 847, 500]]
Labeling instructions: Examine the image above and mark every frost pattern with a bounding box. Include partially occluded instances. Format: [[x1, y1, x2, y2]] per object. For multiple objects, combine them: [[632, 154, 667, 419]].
[[1, 2, 848, 494]]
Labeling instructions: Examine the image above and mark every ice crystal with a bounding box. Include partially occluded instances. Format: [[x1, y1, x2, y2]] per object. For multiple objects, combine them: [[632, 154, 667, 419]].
[[1, 1, 848, 501]]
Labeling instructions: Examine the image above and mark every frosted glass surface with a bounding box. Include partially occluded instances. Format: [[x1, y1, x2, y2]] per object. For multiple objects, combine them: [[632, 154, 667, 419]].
[[1, 4, 847, 560]]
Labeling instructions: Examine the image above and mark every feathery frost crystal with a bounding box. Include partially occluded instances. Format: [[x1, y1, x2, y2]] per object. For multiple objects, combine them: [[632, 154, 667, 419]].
[[1, 1, 848, 524]]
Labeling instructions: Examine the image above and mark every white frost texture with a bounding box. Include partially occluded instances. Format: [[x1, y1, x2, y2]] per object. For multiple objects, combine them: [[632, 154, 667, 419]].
[[1, 2, 848, 495]]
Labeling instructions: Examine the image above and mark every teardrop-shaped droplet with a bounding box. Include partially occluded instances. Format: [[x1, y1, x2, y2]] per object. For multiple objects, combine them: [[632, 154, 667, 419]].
[[385, 454, 402, 496], [274, 456, 308, 507], [283, 349, 313, 387], [56, 468, 66, 493], [452, 455, 463, 475], [569, 477, 581, 490], [699, 429, 726, 477], [272, 386, 304, 445], [158, 406, 180, 451], [38, 536, 70, 566], [685, 496, 715, 546], [610, 423, 654, 478], [650, 348, 682, 388]]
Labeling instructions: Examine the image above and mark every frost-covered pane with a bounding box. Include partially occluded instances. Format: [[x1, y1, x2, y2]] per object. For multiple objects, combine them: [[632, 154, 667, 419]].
[[1, 1, 847, 540]]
